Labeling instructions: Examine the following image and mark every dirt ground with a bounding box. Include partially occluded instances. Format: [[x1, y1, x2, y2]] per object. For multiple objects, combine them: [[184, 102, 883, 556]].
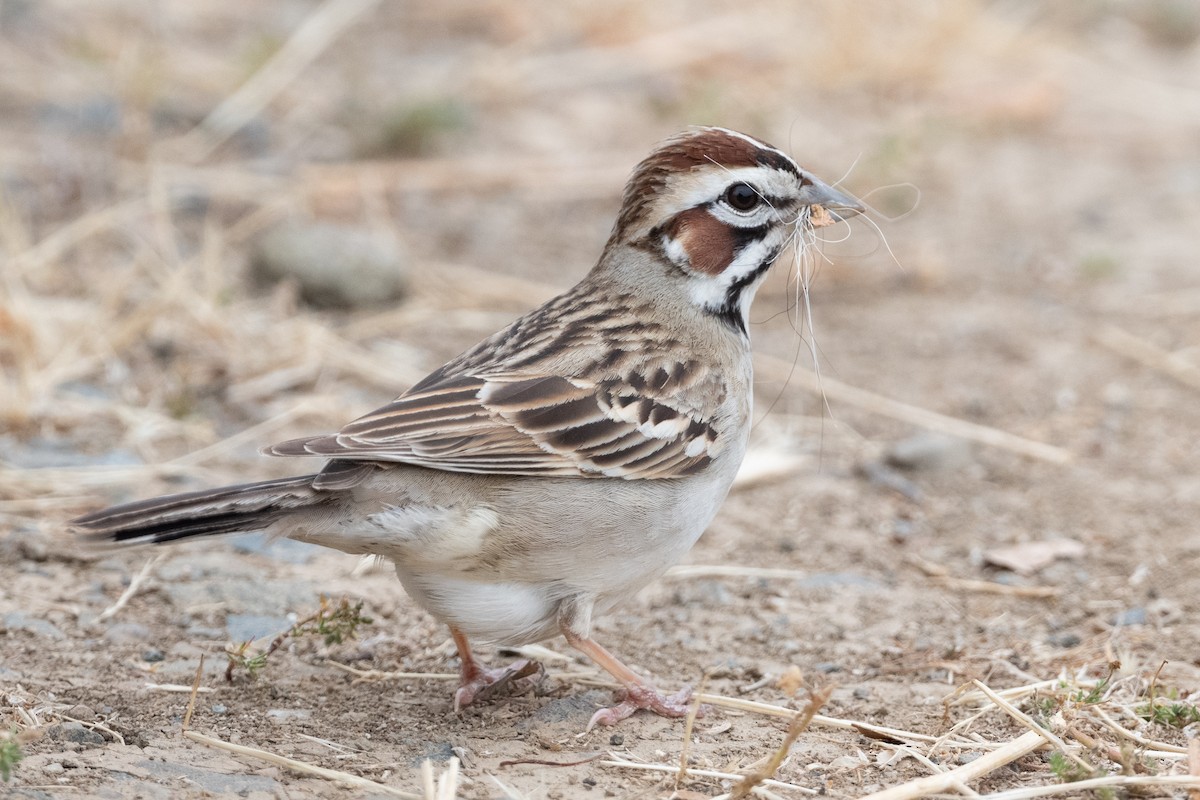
[[3, 1, 1200, 798]]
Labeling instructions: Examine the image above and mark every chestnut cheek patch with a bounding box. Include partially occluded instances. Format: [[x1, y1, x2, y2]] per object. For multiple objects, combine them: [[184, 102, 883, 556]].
[[669, 208, 734, 276]]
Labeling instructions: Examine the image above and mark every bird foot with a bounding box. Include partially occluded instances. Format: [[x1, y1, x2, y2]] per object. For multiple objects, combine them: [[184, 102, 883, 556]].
[[453, 659, 543, 712], [586, 684, 705, 730]]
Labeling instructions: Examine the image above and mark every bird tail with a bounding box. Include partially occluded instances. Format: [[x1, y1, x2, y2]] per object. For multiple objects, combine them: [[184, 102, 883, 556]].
[[71, 474, 324, 546]]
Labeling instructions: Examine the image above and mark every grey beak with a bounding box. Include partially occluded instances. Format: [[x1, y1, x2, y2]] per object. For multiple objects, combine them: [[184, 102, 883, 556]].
[[804, 177, 865, 221]]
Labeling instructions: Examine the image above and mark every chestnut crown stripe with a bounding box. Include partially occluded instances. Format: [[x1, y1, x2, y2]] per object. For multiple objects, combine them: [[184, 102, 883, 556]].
[[611, 127, 804, 244]]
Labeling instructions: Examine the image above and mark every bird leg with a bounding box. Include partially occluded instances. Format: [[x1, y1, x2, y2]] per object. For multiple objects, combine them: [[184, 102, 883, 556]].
[[560, 613, 703, 730], [450, 627, 542, 712]]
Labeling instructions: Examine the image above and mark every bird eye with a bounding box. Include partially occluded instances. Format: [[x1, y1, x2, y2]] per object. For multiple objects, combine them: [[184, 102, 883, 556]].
[[723, 183, 761, 212]]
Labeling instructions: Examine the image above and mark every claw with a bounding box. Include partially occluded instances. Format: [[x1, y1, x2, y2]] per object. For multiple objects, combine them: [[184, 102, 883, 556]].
[[453, 659, 543, 712], [585, 684, 705, 731]]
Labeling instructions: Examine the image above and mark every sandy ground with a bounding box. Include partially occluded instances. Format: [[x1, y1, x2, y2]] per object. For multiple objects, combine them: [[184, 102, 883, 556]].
[[2, 1, 1200, 798]]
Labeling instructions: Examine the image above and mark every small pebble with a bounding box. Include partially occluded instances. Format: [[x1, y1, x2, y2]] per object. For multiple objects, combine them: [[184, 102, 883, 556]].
[[266, 709, 311, 722], [210, 704, 228, 715], [1112, 608, 1147, 627], [66, 704, 95, 721], [852, 687, 871, 700], [47, 722, 105, 748], [103, 622, 152, 644], [142, 648, 165, 663], [2, 610, 66, 640], [43, 762, 65, 774], [814, 662, 843, 674], [609, 733, 624, 746], [1047, 632, 1081, 648], [886, 432, 973, 471], [250, 222, 409, 309]]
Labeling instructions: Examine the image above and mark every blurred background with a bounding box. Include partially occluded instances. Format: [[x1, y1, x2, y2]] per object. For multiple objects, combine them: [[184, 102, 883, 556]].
[[2, 0, 1199, 795]]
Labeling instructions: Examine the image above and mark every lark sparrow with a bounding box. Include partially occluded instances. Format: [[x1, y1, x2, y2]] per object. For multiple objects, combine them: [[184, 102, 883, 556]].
[[74, 127, 863, 729]]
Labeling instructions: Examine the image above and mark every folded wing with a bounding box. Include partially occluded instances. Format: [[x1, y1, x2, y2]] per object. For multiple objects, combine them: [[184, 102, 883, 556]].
[[266, 370, 720, 480]]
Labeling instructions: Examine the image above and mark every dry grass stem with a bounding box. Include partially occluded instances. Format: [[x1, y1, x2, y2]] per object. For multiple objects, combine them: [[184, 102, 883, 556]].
[[97, 554, 163, 622], [303, 158, 629, 199], [325, 659, 606, 686], [598, 757, 816, 796], [54, 713, 126, 746], [977, 774, 1200, 800], [931, 576, 1060, 599], [1095, 324, 1200, 392], [1189, 739, 1200, 800], [676, 672, 712, 788], [970, 680, 1090, 771], [144, 683, 215, 693], [325, 661, 460, 681], [732, 449, 810, 488], [910, 558, 1060, 598], [488, 773, 530, 800], [695, 693, 972, 747], [946, 678, 1088, 708], [754, 354, 1071, 463], [1091, 706, 1189, 754], [666, 565, 815, 580], [9, 198, 146, 275], [184, 0, 383, 158], [183, 730, 423, 798], [167, 402, 318, 467], [730, 685, 832, 799], [182, 655, 205, 731], [856, 730, 1045, 800]]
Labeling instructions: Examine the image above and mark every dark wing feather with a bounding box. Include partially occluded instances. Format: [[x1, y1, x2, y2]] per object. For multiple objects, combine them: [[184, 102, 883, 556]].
[[266, 371, 720, 480]]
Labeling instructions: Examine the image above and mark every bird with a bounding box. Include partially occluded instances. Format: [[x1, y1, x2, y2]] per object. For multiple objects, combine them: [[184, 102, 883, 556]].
[[73, 127, 863, 730]]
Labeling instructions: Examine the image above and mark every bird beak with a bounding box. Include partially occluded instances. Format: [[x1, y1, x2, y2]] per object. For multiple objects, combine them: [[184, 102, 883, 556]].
[[804, 177, 865, 221]]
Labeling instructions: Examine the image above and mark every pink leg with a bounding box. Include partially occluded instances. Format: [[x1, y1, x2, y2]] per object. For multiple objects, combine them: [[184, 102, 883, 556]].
[[450, 628, 543, 712], [562, 628, 703, 730]]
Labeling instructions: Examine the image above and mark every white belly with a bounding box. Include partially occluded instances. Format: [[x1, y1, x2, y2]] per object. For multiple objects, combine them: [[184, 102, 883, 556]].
[[284, 446, 743, 646]]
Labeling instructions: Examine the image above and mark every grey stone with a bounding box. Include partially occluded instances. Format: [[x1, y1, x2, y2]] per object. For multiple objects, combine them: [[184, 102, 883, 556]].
[[1113, 608, 1147, 627], [141, 649, 165, 663], [266, 708, 311, 722], [410, 741, 455, 768], [134, 759, 278, 794], [886, 432, 974, 471], [857, 461, 923, 503], [39, 97, 122, 136], [794, 572, 885, 591], [102, 622, 151, 644], [0, 434, 137, 469], [517, 690, 610, 732], [0, 528, 50, 561], [65, 704, 95, 721], [231, 533, 319, 564], [1047, 632, 1081, 648], [163, 578, 315, 616], [226, 614, 292, 643], [250, 222, 408, 309], [2, 611, 65, 640], [47, 721, 105, 748]]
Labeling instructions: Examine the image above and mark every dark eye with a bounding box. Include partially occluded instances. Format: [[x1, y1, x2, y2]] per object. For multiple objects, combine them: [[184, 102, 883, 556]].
[[723, 183, 761, 212]]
